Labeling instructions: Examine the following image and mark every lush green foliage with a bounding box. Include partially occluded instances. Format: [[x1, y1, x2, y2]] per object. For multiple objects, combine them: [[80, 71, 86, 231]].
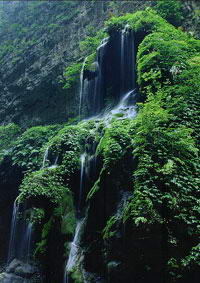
[[154, 0, 183, 26], [63, 62, 82, 90], [79, 29, 107, 55], [11, 125, 60, 170], [97, 119, 132, 167], [106, 8, 184, 37], [63, 29, 106, 91], [0, 123, 20, 161], [2, 6, 199, 280], [103, 9, 200, 280], [19, 168, 67, 204]]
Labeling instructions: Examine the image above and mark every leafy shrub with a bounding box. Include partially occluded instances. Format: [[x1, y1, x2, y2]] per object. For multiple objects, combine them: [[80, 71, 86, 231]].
[[79, 29, 107, 55], [19, 168, 67, 204], [11, 125, 60, 170], [63, 62, 82, 90], [154, 0, 183, 27], [0, 123, 21, 161]]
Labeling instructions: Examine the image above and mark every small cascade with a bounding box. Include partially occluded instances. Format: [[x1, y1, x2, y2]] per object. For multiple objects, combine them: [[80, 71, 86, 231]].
[[79, 28, 136, 119], [42, 147, 59, 169], [120, 26, 126, 94], [120, 25, 136, 95], [7, 200, 34, 265], [42, 147, 49, 168], [79, 57, 88, 117], [79, 38, 108, 117], [110, 89, 137, 119], [64, 219, 85, 283], [20, 222, 33, 263], [94, 38, 108, 114], [63, 28, 138, 282], [78, 153, 87, 213], [7, 199, 19, 264], [49, 154, 59, 169], [84, 89, 137, 127]]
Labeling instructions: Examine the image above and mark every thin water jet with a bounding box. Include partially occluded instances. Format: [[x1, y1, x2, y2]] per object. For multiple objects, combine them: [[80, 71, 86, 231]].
[[42, 147, 49, 168], [79, 153, 87, 210], [79, 57, 88, 117], [7, 199, 19, 265], [63, 219, 85, 283]]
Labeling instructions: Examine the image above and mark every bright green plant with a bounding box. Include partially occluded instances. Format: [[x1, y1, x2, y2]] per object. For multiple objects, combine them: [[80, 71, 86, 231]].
[[154, 0, 183, 27], [0, 123, 21, 161]]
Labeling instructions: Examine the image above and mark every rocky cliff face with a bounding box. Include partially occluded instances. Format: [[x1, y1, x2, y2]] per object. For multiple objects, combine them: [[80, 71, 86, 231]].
[[0, 1, 148, 127]]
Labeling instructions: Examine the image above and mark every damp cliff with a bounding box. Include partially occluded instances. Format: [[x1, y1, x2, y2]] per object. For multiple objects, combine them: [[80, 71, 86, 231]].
[[0, 1, 200, 283], [0, 0, 147, 127]]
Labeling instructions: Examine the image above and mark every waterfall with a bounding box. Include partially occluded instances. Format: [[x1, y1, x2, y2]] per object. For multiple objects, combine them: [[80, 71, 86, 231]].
[[42, 147, 49, 168], [110, 89, 137, 119], [7, 200, 33, 265], [94, 38, 108, 114], [120, 25, 136, 95], [78, 153, 87, 213], [63, 28, 137, 281], [49, 154, 59, 169], [63, 219, 85, 283], [120, 26, 126, 94], [79, 38, 108, 117], [79, 57, 88, 117], [7, 199, 19, 264], [20, 222, 33, 263], [80, 29, 136, 119]]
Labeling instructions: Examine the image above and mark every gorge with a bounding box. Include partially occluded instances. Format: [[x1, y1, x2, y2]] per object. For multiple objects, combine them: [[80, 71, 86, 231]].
[[0, 1, 200, 283]]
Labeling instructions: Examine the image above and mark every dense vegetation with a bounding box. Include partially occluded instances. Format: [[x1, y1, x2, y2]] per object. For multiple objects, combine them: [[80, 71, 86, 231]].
[[0, 1, 199, 282]]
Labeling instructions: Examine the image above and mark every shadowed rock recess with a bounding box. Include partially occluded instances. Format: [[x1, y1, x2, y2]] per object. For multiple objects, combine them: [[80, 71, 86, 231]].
[[0, 1, 200, 283]]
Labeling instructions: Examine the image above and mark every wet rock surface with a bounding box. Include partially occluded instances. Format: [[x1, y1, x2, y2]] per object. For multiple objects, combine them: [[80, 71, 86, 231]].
[[0, 259, 39, 282]]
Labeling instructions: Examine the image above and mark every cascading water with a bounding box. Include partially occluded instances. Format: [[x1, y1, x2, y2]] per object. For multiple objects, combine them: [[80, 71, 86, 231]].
[[63, 27, 137, 281], [7, 199, 19, 264], [78, 153, 87, 213], [49, 154, 59, 169], [42, 146, 59, 169], [79, 38, 108, 117], [63, 219, 85, 283], [109, 89, 137, 119], [7, 200, 33, 265], [120, 25, 136, 95], [42, 146, 49, 168], [20, 222, 33, 263], [94, 38, 108, 114], [120, 26, 126, 94], [79, 57, 88, 117], [79, 26, 136, 119]]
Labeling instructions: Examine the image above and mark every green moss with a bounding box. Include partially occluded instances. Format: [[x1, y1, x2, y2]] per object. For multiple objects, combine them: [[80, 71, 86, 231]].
[[96, 119, 132, 167], [70, 268, 83, 283], [34, 218, 53, 257], [57, 192, 76, 235]]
